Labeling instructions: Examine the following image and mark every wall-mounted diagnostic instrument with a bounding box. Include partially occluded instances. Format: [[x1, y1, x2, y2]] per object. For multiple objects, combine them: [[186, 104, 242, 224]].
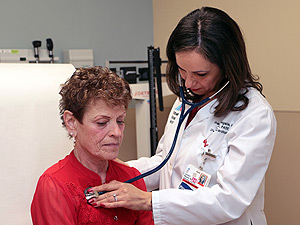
[[0, 38, 58, 63]]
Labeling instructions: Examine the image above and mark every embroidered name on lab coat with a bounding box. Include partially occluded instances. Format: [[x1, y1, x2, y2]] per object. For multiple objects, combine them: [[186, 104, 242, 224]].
[[211, 121, 233, 134]]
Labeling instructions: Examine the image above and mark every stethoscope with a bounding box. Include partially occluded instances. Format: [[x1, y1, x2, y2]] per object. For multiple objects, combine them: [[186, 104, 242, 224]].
[[84, 74, 230, 202]]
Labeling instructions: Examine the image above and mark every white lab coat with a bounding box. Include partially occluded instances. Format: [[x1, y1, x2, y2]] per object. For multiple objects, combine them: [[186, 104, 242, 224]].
[[128, 88, 277, 225]]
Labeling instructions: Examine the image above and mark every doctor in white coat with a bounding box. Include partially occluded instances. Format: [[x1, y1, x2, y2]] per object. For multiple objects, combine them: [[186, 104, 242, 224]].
[[90, 7, 276, 225]]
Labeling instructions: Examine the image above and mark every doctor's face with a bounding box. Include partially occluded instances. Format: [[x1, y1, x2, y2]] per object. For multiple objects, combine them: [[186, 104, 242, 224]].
[[74, 99, 126, 161], [176, 49, 222, 99]]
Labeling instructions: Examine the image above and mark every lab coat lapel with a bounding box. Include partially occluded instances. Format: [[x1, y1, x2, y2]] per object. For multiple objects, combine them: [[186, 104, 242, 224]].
[[164, 100, 190, 172], [186, 99, 217, 128]]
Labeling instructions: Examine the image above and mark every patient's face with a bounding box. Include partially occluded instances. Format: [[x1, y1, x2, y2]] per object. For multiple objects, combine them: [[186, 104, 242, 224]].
[[74, 99, 126, 161]]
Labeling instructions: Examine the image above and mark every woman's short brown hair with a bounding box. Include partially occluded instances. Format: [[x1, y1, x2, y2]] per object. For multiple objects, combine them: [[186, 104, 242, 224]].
[[59, 66, 132, 127]]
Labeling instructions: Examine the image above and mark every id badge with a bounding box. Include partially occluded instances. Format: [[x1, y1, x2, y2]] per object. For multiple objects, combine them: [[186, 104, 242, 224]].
[[178, 164, 211, 190]]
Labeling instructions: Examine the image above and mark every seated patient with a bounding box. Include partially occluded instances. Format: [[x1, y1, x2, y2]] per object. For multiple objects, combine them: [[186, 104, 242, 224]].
[[31, 67, 154, 225]]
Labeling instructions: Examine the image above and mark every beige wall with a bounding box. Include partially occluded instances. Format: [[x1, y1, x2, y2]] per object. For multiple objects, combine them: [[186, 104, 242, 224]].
[[265, 111, 300, 225], [153, 0, 300, 111], [150, 0, 300, 224]]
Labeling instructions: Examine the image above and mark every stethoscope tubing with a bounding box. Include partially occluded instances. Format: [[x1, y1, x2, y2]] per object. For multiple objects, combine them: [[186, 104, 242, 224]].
[[124, 78, 229, 184], [87, 77, 229, 198], [87, 87, 204, 197], [124, 86, 211, 184]]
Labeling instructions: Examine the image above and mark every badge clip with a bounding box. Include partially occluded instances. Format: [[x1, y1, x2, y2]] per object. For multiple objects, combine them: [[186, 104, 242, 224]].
[[204, 150, 216, 160]]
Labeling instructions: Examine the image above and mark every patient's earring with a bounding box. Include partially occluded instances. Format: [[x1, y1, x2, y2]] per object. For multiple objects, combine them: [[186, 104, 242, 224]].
[[70, 133, 76, 146]]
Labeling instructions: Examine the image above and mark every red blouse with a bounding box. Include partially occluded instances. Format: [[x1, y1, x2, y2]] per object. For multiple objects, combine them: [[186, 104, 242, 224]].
[[31, 151, 154, 225]]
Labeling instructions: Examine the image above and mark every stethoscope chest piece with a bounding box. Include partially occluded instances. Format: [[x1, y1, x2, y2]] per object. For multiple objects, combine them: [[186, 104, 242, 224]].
[[84, 187, 99, 201]]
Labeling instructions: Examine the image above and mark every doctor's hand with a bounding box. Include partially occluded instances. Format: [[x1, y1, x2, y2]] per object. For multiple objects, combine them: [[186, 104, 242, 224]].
[[88, 180, 152, 211]]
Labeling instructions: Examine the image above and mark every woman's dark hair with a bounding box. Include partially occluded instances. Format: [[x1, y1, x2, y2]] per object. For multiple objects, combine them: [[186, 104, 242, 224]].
[[59, 66, 132, 127], [166, 7, 263, 117]]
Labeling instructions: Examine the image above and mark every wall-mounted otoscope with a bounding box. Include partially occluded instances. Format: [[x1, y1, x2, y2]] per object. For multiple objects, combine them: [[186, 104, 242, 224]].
[[46, 38, 54, 63], [32, 40, 42, 63]]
